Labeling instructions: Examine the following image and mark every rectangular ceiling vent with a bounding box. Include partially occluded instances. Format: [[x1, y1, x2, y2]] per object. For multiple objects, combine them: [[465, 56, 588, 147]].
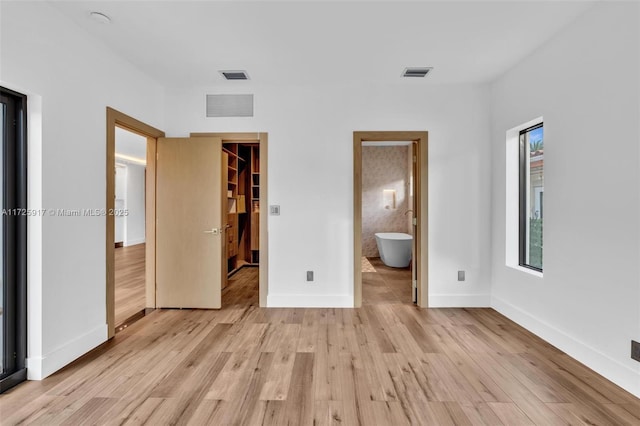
[[206, 94, 254, 117], [220, 70, 249, 80], [402, 67, 433, 78]]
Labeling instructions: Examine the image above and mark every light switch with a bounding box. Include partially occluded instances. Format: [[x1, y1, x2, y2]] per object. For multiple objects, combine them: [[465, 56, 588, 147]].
[[270, 205, 280, 215]]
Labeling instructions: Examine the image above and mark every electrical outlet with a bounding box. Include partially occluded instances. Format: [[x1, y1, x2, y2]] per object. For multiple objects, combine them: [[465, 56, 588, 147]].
[[270, 205, 280, 215], [458, 270, 465, 281], [306, 271, 314, 282], [631, 340, 640, 362]]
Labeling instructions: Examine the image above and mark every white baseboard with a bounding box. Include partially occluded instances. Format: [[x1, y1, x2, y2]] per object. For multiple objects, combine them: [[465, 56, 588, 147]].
[[124, 237, 145, 247], [27, 323, 107, 380], [429, 294, 491, 307], [267, 294, 353, 308], [492, 296, 640, 398]]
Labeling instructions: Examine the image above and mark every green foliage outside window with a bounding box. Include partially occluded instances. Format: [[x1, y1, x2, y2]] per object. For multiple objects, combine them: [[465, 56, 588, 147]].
[[529, 218, 543, 269]]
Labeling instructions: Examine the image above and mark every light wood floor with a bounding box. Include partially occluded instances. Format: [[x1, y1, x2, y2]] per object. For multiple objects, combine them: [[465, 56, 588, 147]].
[[362, 257, 412, 305], [115, 244, 146, 327], [2, 267, 640, 425]]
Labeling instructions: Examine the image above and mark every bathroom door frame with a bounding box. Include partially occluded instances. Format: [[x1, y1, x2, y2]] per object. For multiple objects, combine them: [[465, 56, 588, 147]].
[[353, 131, 428, 308]]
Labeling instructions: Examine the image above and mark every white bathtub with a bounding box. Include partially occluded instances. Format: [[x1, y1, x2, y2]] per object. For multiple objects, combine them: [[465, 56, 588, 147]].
[[375, 232, 412, 268]]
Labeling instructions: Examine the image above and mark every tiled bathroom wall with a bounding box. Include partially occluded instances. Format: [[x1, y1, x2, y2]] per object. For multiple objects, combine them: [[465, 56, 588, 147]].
[[362, 145, 410, 257]]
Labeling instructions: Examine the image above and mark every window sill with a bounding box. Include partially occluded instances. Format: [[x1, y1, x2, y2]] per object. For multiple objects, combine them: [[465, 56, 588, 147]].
[[507, 264, 544, 278]]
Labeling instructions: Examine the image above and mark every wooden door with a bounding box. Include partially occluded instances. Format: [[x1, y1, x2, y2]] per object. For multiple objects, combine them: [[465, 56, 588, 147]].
[[156, 137, 224, 309]]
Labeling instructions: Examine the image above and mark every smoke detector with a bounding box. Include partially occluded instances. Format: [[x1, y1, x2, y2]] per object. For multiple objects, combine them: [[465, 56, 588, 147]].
[[89, 12, 111, 24]]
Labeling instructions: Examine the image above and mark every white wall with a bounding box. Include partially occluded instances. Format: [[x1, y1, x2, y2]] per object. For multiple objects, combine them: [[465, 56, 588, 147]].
[[165, 82, 493, 308], [1, 2, 164, 379], [124, 163, 146, 246], [115, 127, 147, 246], [490, 2, 640, 397], [114, 162, 145, 246], [114, 164, 127, 244]]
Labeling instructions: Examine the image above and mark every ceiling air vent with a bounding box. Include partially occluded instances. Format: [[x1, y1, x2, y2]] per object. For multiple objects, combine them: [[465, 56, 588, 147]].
[[220, 70, 250, 80], [402, 67, 433, 78], [206, 94, 254, 117]]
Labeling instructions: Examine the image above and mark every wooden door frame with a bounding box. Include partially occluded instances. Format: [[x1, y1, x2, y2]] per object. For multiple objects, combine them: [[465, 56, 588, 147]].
[[106, 107, 164, 338], [191, 132, 269, 307], [354, 131, 428, 307]]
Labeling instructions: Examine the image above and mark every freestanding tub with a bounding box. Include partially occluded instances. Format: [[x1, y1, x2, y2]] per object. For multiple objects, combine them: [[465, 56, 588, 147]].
[[375, 232, 413, 268]]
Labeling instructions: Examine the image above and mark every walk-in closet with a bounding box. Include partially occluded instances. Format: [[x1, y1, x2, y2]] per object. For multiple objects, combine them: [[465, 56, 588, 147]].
[[223, 143, 260, 286]]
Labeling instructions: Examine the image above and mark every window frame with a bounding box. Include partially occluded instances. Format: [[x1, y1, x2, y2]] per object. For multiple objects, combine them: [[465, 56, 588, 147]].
[[518, 122, 543, 272], [0, 86, 28, 393]]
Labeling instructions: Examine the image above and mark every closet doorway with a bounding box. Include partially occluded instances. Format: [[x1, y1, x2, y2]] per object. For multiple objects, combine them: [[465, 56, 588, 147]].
[[191, 133, 268, 306], [107, 123, 269, 338]]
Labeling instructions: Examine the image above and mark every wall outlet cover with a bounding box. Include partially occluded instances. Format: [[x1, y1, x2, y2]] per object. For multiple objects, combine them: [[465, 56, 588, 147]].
[[306, 271, 314, 281], [458, 270, 465, 281], [632, 340, 640, 362]]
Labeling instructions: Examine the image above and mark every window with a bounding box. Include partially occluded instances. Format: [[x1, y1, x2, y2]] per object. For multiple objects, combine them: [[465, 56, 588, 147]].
[[519, 123, 544, 271], [0, 87, 27, 393]]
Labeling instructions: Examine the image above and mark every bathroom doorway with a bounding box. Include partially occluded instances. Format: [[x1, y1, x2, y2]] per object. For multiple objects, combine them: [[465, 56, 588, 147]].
[[353, 131, 428, 308], [361, 141, 415, 305]]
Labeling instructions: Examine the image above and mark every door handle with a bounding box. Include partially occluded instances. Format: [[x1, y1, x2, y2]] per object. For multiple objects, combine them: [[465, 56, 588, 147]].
[[203, 228, 220, 235]]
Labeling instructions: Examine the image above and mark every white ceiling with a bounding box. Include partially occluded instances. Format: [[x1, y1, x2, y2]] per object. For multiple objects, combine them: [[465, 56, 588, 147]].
[[50, 1, 595, 87]]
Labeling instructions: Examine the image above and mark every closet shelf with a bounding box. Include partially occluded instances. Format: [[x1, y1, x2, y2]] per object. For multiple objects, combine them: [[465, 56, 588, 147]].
[[222, 147, 246, 162], [224, 142, 259, 277]]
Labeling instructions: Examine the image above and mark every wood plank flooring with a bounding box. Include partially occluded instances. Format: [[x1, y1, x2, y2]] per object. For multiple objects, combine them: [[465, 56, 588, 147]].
[[362, 257, 412, 305], [114, 243, 146, 327], [2, 266, 640, 425]]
